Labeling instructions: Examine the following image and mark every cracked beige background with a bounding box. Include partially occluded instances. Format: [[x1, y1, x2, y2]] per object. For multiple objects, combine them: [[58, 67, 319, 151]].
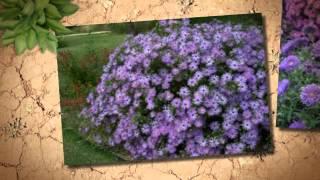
[[1, 0, 320, 180]]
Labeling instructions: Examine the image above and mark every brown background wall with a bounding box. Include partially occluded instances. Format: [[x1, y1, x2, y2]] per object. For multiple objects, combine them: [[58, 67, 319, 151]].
[[1, 0, 320, 179]]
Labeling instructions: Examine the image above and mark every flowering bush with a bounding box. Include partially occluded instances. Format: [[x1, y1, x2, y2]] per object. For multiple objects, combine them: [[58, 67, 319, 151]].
[[278, 0, 320, 129], [80, 19, 270, 160]]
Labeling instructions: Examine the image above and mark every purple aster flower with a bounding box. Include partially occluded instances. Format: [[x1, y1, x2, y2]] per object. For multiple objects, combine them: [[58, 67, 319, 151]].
[[300, 84, 320, 106], [237, 82, 248, 92], [202, 67, 216, 76], [240, 101, 249, 110], [228, 60, 240, 70], [181, 98, 191, 109], [222, 120, 234, 130], [162, 52, 174, 65], [225, 127, 239, 139], [288, 120, 306, 129], [193, 71, 203, 81], [303, 60, 320, 77], [240, 129, 259, 149], [189, 62, 199, 71], [194, 119, 204, 127], [209, 75, 219, 84], [208, 106, 222, 116], [279, 55, 301, 72], [242, 110, 252, 119], [182, 18, 190, 25], [213, 92, 228, 105], [302, 23, 318, 35], [171, 98, 181, 108], [249, 100, 260, 110], [188, 108, 198, 120], [242, 120, 253, 130], [171, 68, 180, 75], [256, 70, 266, 79], [281, 37, 309, 55], [178, 62, 188, 70], [162, 81, 170, 89], [313, 40, 320, 57], [225, 143, 245, 154], [221, 73, 232, 83], [159, 20, 167, 26], [209, 121, 220, 131], [193, 92, 203, 105], [198, 107, 206, 114], [187, 78, 197, 87], [164, 91, 174, 101], [198, 85, 209, 95], [278, 79, 290, 96], [151, 74, 162, 85], [202, 56, 214, 66], [179, 87, 190, 97]]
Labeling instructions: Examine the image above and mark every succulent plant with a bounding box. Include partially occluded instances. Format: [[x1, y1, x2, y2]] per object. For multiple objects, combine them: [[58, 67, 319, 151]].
[[0, 0, 79, 54]]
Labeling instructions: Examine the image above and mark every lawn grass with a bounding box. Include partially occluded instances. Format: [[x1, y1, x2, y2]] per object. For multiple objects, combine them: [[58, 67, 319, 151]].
[[61, 108, 122, 166], [57, 32, 127, 166]]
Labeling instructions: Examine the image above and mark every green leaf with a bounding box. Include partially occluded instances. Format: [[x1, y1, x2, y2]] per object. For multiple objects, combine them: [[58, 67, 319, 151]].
[[0, 1, 15, 8], [33, 24, 49, 33], [58, 3, 79, 16], [30, 13, 39, 25], [1, 37, 15, 46], [22, 0, 35, 16], [13, 19, 31, 34], [50, 0, 71, 5], [46, 18, 71, 33], [27, 29, 37, 50], [47, 39, 57, 53], [3, 0, 18, 5], [37, 11, 46, 25], [0, 8, 20, 20], [35, 0, 49, 11], [2, 30, 16, 39], [45, 3, 62, 19], [16, 0, 25, 8], [14, 33, 27, 55], [47, 32, 58, 42], [35, 30, 47, 53], [0, 19, 19, 29]]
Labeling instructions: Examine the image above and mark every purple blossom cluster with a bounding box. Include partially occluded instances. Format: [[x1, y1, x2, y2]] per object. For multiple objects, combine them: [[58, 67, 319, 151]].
[[282, 0, 320, 42], [81, 19, 270, 160], [278, 0, 320, 129], [281, 0, 320, 60]]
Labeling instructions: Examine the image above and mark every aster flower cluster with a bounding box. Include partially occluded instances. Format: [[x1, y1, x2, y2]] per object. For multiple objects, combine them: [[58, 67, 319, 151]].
[[282, 0, 320, 42], [278, 0, 320, 129], [80, 19, 270, 160]]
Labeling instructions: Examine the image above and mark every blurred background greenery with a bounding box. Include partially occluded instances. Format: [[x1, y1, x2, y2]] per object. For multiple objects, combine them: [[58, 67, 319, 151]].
[[57, 13, 266, 166]]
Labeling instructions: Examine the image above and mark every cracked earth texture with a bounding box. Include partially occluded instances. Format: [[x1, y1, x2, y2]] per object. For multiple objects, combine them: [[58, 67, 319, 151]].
[[1, 0, 320, 180]]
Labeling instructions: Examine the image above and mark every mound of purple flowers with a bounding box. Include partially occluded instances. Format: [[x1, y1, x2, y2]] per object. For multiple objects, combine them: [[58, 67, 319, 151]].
[[81, 19, 270, 160], [283, 0, 320, 41], [281, 0, 320, 57]]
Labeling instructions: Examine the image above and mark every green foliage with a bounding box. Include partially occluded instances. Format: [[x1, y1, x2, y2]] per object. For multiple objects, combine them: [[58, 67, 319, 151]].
[[0, 0, 79, 55]]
